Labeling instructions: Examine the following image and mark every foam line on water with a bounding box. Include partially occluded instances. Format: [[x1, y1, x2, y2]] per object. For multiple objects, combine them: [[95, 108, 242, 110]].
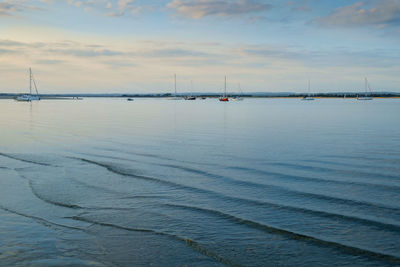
[[0, 204, 86, 232], [163, 203, 400, 264], [89, 147, 221, 168], [27, 180, 83, 209], [72, 157, 400, 232], [72, 215, 244, 267], [73, 154, 400, 211], [301, 158, 400, 173], [273, 161, 400, 182], [161, 163, 400, 211], [229, 165, 400, 192], [0, 152, 54, 167]]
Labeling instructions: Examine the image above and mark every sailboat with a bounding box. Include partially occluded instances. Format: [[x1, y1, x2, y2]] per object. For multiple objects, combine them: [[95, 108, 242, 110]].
[[184, 80, 196, 100], [232, 83, 244, 101], [302, 79, 314, 100], [168, 74, 183, 100], [219, 76, 229, 102], [357, 78, 373, 100], [16, 68, 41, 101]]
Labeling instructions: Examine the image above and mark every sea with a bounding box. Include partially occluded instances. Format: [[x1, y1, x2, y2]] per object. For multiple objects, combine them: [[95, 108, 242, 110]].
[[0, 98, 399, 266]]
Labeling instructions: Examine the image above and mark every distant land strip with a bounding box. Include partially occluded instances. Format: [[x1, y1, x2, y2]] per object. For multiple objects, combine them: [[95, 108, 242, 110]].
[[1, 92, 400, 99]]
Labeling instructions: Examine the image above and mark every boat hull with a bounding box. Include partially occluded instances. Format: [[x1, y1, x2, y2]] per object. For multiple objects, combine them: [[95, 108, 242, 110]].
[[15, 95, 40, 101]]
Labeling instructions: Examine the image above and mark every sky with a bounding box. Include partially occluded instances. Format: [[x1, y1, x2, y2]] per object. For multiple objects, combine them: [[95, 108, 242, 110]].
[[0, 0, 400, 93]]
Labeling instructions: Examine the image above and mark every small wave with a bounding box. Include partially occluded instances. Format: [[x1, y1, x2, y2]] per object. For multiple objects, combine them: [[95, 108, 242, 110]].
[[27, 180, 83, 209], [0, 204, 85, 232], [72, 215, 243, 267], [89, 147, 221, 168], [156, 162, 400, 216], [117, 195, 170, 201], [273, 161, 400, 182], [163, 162, 400, 212], [77, 152, 142, 164], [65, 173, 128, 196], [74, 155, 400, 213], [301, 158, 400, 173], [56, 172, 169, 203], [90, 147, 172, 162], [163, 203, 400, 264], [76, 153, 264, 189], [0, 152, 54, 167], [69, 157, 210, 194], [322, 154, 400, 163], [71, 157, 400, 232], [228, 165, 400, 192]]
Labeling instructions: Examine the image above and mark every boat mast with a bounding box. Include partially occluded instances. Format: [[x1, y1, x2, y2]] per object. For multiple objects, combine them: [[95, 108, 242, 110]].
[[308, 79, 311, 97], [29, 68, 32, 95], [224, 76, 226, 97], [365, 77, 368, 97], [32, 70, 39, 96], [174, 74, 177, 96], [367, 79, 373, 96]]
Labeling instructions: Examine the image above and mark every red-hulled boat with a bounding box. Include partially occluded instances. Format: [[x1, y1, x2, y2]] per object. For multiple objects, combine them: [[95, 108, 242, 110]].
[[219, 76, 229, 102]]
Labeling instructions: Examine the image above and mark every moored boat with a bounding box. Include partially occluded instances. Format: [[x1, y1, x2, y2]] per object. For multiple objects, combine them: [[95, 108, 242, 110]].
[[15, 68, 41, 102], [357, 78, 373, 100], [219, 76, 229, 102]]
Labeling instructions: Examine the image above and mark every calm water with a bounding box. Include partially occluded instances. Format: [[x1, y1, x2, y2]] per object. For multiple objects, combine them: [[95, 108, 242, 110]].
[[0, 98, 399, 266]]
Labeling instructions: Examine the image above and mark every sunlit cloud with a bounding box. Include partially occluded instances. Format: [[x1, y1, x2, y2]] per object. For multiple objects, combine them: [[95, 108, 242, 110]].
[[0, 0, 42, 16], [167, 0, 271, 19], [65, 0, 151, 16], [0, 1, 399, 92], [1, 36, 399, 93], [316, 0, 400, 28]]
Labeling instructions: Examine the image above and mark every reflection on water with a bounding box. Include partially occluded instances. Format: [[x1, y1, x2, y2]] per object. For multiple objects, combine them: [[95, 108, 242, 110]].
[[1, 98, 400, 266]]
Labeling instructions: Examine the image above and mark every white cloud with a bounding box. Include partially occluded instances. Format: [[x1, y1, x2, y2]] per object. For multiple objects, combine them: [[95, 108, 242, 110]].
[[64, 0, 151, 17], [316, 0, 400, 28], [167, 0, 270, 19], [0, 0, 41, 16], [2, 37, 399, 93]]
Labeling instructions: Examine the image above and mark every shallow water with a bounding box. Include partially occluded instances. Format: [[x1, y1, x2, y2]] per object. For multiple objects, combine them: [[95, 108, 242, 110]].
[[1, 98, 399, 266]]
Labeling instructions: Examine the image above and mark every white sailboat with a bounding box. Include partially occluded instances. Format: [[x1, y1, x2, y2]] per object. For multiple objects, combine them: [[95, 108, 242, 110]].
[[168, 74, 183, 100], [16, 68, 41, 102], [184, 80, 196, 100], [232, 83, 244, 101], [302, 79, 314, 100], [357, 78, 373, 100]]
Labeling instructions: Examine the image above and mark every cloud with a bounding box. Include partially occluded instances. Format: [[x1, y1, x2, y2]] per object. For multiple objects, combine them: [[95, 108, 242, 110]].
[[0, 39, 46, 48], [35, 59, 66, 64], [167, 0, 270, 19], [107, 0, 134, 16], [285, 1, 311, 12], [2, 37, 399, 92], [0, 48, 16, 54], [145, 48, 211, 58], [238, 45, 300, 59], [237, 43, 400, 69], [315, 0, 400, 28], [47, 48, 124, 57], [66, 0, 150, 17], [0, 39, 25, 46], [0, 0, 41, 16]]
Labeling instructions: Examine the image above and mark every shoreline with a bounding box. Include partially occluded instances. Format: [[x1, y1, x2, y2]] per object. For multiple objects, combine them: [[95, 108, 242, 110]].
[[1, 93, 399, 100]]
